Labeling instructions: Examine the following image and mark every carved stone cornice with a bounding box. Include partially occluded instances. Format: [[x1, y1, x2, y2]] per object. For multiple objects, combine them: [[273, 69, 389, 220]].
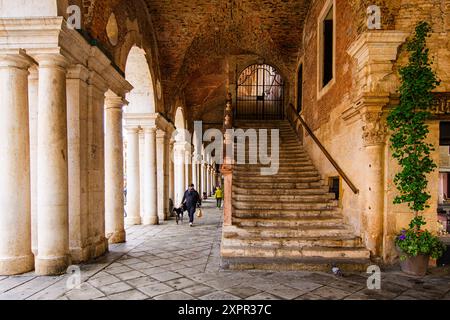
[[347, 31, 408, 99]]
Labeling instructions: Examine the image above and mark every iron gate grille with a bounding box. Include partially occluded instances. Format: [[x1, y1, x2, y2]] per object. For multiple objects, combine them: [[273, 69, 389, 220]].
[[235, 64, 285, 120]]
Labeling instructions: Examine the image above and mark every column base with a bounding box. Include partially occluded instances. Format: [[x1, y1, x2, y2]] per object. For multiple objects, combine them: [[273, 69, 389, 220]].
[[0, 254, 35, 276], [106, 230, 126, 244], [35, 255, 71, 276], [125, 216, 141, 226], [143, 216, 159, 225]]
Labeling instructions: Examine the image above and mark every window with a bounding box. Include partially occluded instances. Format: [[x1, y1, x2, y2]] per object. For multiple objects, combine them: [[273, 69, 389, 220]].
[[318, 0, 335, 95], [297, 64, 303, 113]]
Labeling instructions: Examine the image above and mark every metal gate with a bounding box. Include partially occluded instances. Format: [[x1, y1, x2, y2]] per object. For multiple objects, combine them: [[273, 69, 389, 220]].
[[235, 64, 285, 120]]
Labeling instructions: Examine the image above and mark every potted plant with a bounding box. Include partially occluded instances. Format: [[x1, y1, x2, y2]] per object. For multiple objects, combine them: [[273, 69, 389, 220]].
[[387, 21, 446, 276], [395, 216, 446, 276]]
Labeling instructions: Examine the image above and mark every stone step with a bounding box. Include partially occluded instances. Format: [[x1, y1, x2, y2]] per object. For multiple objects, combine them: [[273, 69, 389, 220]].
[[233, 164, 315, 170], [233, 203, 337, 211], [224, 225, 351, 238], [232, 216, 345, 228], [233, 193, 335, 203], [221, 246, 371, 260], [232, 181, 324, 189], [220, 257, 371, 272], [222, 235, 362, 248], [233, 175, 321, 183], [232, 186, 330, 195], [233, 167, 318, 175], [232, 209, 342, 219]]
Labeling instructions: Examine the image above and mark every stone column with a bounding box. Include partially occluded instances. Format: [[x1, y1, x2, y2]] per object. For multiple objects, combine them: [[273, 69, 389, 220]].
[[169, 140, 175, 209], [174, 142, 186, 206], [87, 73, 108, 258], [143, 127, 158, 225], [105, 91, 126, 243], [0, 53, 34, 275], [67, 65, 90, 262], [28, 67, 39, 257], [156, 129, 168, 221], [35, 54, 70, 275], [206, 163, 211, 198], [139, 131, 145, 219], [361, 107, 387, 258], [192, 156, 198, 191], [185, 150, 191, 186], [125, 127, 141, 225]]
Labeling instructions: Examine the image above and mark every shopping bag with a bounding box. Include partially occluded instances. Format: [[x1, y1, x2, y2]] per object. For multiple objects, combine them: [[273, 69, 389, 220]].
[[196, 208, 203, 218]]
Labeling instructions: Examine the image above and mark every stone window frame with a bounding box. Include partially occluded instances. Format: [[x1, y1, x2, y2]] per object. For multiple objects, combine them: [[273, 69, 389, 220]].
[[316, 0, 336, 100]]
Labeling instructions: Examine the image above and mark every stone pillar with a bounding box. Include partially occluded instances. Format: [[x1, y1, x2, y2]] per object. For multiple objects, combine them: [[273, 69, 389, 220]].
[[104, 91, 126, 243], [185, 150, 191, 186], [143, 127, 158, 225], [35, 54, 70, 275], [125, 127, 141, 225], [156, 129, 168, 221], [0, 53, 34, 275], [87, 73, 108, 258], [169, 140, 175, 209], [222, 129, 234, 226], [139, 131, 145, 219], [361, 106, 387, 259], [174, 142, 186, 206], [67, 65, 90, 262], [28, 67, 39, 257], [192, 156, 198, 191], [206, 163, 211, 198]]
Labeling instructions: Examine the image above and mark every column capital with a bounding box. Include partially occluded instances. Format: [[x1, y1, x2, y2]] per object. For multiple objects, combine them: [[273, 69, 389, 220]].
[[34, 53, 69, 70], [125, 126, 140, 134], [143, 126, 157, 134], [0, 50, 34, 69], [67, 64, 90, 82], [105, 90, 127, 110], [156, 129, 167, 139]]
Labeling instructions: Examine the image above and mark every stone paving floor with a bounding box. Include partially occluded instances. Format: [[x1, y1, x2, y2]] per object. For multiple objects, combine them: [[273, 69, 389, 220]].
[[1, 199, 450, 300]]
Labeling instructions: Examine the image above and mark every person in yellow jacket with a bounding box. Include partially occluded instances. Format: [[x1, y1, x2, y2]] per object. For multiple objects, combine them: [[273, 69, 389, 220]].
[[214, 186, 223, 209]]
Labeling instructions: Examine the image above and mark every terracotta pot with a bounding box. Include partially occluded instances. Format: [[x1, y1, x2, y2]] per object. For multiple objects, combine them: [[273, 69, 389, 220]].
[[398, 250, 430, 276]]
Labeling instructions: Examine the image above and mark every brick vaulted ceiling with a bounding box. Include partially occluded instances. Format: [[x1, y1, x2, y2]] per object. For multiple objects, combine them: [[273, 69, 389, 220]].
[[144, 0, 311, 119], [84, 0, 311, 120]]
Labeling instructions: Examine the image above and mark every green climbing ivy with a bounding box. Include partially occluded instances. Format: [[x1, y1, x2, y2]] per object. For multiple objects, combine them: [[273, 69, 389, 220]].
[[387, 21, 440, 214]]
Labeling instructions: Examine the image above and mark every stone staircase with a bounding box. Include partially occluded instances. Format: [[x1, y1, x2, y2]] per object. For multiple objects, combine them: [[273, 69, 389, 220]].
[[221, 120, 371, 272]]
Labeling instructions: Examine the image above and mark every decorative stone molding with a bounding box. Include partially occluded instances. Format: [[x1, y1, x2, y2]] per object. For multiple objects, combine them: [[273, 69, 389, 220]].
[[0, 17, 132, 98], [124, 112, 175, 134], [361, 110, 387, 147], [347, 31, 408, 98]]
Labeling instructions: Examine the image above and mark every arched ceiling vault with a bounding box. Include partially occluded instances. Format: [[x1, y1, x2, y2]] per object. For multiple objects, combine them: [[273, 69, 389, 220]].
[[83, 0, 312, 121]]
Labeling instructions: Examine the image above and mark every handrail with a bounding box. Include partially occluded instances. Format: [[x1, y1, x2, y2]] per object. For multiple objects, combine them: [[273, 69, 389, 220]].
[[288, 104, 359, 194]]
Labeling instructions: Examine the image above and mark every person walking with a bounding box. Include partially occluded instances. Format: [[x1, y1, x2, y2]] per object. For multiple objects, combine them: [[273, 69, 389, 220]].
[[181, 184, 201, 227], [214, 186, 223, 209]]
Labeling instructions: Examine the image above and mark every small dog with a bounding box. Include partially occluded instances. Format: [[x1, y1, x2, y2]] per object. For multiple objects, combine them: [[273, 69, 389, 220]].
[[173, 206, 185, 224]]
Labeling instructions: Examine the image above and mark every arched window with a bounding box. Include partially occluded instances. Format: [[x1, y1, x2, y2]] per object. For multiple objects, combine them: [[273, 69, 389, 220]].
[[236, 64, 284, 120]]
